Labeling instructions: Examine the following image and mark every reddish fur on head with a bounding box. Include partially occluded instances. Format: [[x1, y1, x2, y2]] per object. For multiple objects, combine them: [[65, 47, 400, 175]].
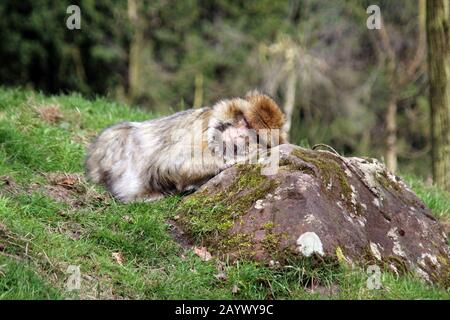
[[243, 91, 287, 144], [243, 91, 285, 130], [209, 91, 287, 145]]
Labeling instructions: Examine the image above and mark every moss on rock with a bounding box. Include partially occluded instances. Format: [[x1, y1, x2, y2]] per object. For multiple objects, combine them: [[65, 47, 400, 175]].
[[290, 149, 352, 196], [289, 148, 363, 214], [176, 164, 279, 253]]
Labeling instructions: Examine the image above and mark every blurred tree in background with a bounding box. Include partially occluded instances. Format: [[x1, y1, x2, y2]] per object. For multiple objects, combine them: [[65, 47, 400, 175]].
[[0, 0, 129, 95], [426, 0, 449, 192], [0, 0, 441, 181]]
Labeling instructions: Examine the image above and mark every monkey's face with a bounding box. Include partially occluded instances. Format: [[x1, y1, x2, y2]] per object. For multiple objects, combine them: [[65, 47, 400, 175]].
[[221, 116, 253, 147], [208, 93, 286, 162], [210, 114, 255, 160]]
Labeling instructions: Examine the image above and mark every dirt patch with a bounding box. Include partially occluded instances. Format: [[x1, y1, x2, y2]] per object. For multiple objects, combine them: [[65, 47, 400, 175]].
[[33, 103, 84, 134], [41, 172, 110, 207], [1, 173, 110, 208], [0, 176, 19, 193], [56, 221, 84, 240], [44, 184, 82, 206], [72, 129, 98, 146], [44, 172, 85, 192], [35, 105, 63, 124], [167, 218, 193, 252]]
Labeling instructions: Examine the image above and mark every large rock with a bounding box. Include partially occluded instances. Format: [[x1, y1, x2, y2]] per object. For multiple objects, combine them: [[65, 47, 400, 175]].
[[176, 144, 449, 285]]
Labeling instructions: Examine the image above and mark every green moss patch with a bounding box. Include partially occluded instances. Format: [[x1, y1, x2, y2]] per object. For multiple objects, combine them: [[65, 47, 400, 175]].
[[376, 171, 402, 194], [290, 148, 359, 211], [176, 164, 278, 253]]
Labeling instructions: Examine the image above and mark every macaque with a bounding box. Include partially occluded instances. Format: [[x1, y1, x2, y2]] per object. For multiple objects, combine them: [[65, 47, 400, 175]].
[[85, 91, 286, 202]]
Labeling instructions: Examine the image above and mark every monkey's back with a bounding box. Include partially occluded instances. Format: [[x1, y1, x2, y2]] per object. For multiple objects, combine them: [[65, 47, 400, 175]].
[[85, 107, 216, 202]]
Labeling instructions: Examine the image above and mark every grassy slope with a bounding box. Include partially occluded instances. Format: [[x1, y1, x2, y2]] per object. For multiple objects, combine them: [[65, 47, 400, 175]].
[[0, 87, 448, 300]]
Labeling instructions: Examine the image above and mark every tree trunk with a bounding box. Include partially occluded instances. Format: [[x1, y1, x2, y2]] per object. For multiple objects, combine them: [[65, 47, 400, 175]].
[[426, 0, 450, 191], [127, 0, 142, 103], [385, 96, 398, 173], [193, 73, 204, 108], [283, 69, 297, 139]]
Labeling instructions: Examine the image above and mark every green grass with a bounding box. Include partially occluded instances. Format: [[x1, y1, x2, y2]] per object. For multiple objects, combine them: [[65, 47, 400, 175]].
[[402, 175, 450, 219], [0, 87, 449, 300]]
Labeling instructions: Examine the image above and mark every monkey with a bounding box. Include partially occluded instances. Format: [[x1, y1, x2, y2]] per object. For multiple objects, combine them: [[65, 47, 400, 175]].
[[85, 91, 287, 203]]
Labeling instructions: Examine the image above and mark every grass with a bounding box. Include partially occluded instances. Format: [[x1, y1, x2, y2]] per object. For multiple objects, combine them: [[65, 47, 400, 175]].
[[0, 87, 449, 300]]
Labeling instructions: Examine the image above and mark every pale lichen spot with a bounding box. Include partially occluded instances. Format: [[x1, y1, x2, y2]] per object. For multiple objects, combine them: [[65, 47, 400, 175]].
[[389, 263, 399, 275], [387, 227, 397, 239], [357, 217, 366, 227], [416, 217, 429, 236], [392, 242, 406, 258], [418, 253, 440, 269], [387, 227, 406, 257], [349, 185, 358, 207], [386, 171, 398, 183], [415, 267, 431, 283], [372, 197, 381, 208], [299, 186, 307, 192], [344, 168, 353, 177], [304, 214, 316, 224], [347, 157, 384, 197], [370, 242, 382, 261], [254, 199, 265, 210], [344, 215, 353, 223], [296, 179, 308, 192], [296, 232, 324, 257]]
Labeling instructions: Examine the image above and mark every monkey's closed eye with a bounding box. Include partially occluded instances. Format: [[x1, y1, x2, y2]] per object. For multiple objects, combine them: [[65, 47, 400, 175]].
[[216, 122, 232, 132]]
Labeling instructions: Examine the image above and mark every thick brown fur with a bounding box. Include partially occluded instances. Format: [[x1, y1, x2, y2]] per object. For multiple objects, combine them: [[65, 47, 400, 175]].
[[244, 93, 285, 130]]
